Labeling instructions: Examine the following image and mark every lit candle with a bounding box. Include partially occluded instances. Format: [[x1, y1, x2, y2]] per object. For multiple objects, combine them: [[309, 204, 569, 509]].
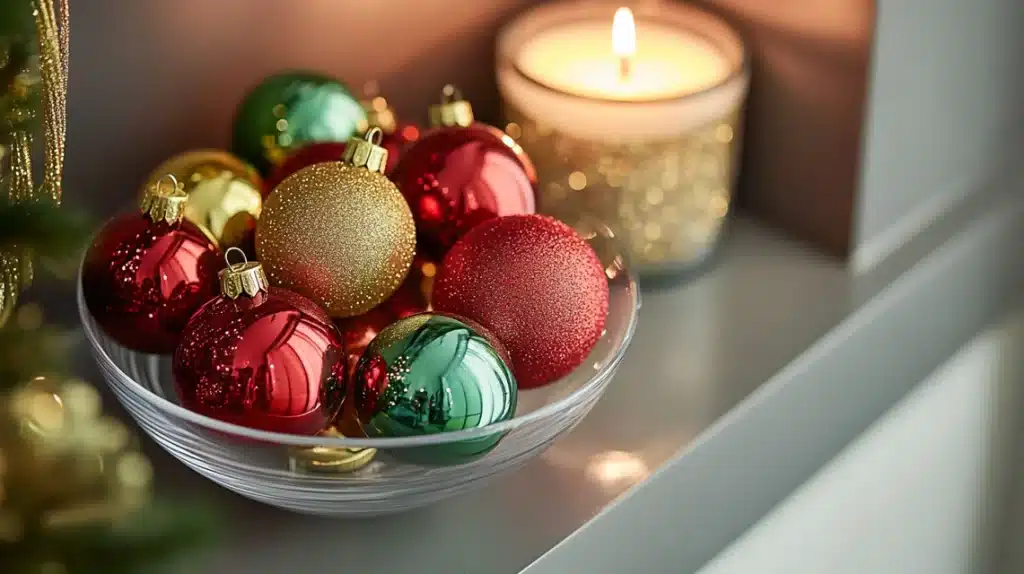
[[497, 1, 749, 278], [516, 7, 729, 103]]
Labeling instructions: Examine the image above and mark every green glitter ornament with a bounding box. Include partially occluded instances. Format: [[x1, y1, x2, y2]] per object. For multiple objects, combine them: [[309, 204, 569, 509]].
[[353, 313, 518, 465], [231, 71, 367, 174]]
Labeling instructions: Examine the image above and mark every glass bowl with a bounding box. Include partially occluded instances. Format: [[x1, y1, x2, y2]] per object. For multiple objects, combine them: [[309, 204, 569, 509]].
[[77, 229, 639, 517]]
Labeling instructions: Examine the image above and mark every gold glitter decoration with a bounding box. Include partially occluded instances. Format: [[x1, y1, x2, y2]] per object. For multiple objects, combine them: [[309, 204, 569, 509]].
[[142, 150, 263, 249], [0, 0, 69, 325], [506, 104, 742, 274], [255, 157, 415, 318]]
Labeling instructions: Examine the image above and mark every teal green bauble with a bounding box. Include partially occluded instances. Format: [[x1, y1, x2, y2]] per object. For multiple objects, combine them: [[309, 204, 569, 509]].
[[231, 71, 367, 174], [353, 313, 518, 465]]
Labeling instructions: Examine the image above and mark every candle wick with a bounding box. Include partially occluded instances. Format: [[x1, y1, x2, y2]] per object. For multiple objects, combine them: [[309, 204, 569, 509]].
[[618, 56, 631, 83]]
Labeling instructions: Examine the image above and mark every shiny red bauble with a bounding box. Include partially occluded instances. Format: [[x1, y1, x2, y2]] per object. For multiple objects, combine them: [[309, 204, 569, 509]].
[[173, 286, 347, 435], [391, 123, 537, 258], [263, 125, 420, 194], [82, 213, 223, 354], [433, 214, 608, 389]]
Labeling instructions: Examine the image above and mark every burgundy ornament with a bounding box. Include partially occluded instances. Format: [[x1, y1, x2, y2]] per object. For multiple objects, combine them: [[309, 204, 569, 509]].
[[433, 214, 608, 389], [82, 177, 223, 354], [173, 250, 347, 435], [391, 86, 536, 258]]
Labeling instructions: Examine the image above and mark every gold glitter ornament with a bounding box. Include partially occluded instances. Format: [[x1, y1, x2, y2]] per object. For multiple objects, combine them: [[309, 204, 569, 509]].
[[256, 128, 415, 318], [142, 150, 263, 249]]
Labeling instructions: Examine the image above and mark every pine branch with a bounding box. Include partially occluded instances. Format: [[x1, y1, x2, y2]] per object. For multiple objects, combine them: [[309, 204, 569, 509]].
[[52, 502, 221, 574], [0, 324, 73, 386], [0, 199, 92, 258]]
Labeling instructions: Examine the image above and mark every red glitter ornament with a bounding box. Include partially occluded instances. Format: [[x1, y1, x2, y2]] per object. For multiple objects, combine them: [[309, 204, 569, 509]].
[[433, 214, 608, 389], [173, 250, 347, 435], [82, 177, 223, 354], [391, 86, 536, 258]]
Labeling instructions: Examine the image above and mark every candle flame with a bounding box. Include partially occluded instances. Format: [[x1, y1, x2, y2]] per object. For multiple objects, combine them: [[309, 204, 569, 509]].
[[612, 7, 636, 58]]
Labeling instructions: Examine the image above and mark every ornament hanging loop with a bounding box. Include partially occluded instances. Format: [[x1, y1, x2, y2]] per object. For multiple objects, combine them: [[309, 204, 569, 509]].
[[365, 126, 384, 146], [224, 247, 249, 270], [154, 173, 182, 196], [440, 84, 463, 104]]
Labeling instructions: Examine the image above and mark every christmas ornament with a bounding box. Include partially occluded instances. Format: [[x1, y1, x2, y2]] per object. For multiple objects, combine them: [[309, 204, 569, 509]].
[[288, 426, 376, 474], [262, 141, 347, 196], [353, 313, 517, 465], [82, 176, 223, 354], [143, 150, 263, 251], [263, 91, 420, 193], [392, 85, 537, 257], [1, 375, 155, 552], [231, 71, 366, 174], [336, 253, 437, 377], [434, 214, 609, 389], [360, 90, 421, 174], [173, 249, 347, 436], [256, 128, 416, 318]]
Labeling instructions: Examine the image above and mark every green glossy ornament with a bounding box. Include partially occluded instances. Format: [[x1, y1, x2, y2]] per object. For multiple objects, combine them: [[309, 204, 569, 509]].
[[231, 71, 367, 174], [353, 313, 517, 465]]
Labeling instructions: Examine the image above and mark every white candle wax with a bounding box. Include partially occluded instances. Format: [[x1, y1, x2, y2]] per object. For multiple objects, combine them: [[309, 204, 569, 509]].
[[516, 19, 730, 102], [497, 2, 748, 141]]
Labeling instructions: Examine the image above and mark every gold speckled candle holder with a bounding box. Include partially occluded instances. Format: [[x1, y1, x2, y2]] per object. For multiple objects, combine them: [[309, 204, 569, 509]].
[[498, 1, 749, 281]]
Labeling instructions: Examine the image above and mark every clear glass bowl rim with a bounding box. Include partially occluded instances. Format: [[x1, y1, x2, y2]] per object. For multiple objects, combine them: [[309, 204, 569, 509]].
[[77, 264, 640, 449]]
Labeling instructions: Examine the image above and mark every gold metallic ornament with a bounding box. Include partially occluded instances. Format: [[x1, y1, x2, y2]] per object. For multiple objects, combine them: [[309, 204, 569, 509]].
[[288, 427, 377, 474], [1, 375, 153, 542], [256, 129, 416, 318], [143, 150, 263, 249]]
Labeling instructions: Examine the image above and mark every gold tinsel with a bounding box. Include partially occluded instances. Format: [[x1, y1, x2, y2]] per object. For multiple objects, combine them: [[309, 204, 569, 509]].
[[0, 0, 70, 326]]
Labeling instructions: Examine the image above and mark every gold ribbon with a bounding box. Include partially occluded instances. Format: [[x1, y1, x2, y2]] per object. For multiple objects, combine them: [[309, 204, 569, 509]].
[[0, 0, 69, 325]]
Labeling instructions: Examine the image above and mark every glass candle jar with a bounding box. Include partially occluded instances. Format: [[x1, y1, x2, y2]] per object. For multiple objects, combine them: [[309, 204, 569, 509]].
[[497, 1, 749, 281]]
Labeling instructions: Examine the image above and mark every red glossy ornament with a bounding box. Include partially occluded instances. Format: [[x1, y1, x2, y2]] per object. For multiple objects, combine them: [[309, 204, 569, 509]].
[[392, 87, 536, 258], [82, 179, 223, 354], [433, 214, 608, 389], [173, 253, 347, 435]]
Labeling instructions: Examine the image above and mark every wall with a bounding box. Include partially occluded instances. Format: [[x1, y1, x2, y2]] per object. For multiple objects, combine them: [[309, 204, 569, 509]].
[[852, 0, 1024, 270], [696, 303, 1024, 574], [65, 0, 874, 260], [64, 0, 535, 218]]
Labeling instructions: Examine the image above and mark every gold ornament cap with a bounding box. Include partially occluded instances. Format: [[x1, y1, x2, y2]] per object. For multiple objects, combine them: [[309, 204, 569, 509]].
[[342, 128, 389, 175], [140, 174, 188, 224], [428, 85, 474, 128], [288, 427, 377, 473], [361, 82, 398, 134], [218, 248, 269, 299]]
